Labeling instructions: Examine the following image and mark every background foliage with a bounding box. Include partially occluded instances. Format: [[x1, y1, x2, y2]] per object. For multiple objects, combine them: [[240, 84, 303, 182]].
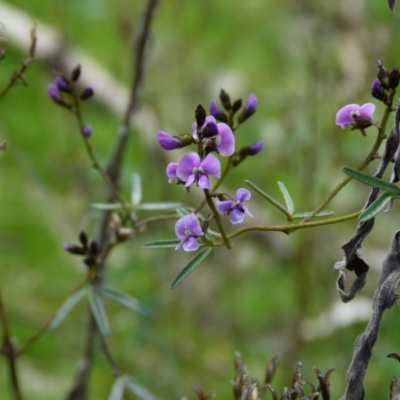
[[1, 0, 400, 398]]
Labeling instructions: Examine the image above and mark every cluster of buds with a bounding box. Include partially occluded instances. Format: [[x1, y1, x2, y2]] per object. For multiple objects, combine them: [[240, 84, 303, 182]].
[[47, 64, 94, 137], [63, 231, 99, 269], [371, 60, 400, 104]]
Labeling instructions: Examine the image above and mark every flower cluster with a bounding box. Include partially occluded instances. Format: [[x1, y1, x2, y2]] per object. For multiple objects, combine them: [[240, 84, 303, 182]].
[[158, 91, 262, 251]]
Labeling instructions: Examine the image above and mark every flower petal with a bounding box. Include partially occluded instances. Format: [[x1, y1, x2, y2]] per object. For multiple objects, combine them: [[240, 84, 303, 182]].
[[217, 200, 234, 214], [230, 208, 245, 224], [216, 123, 235, 156], [184, 213, 203, 237], [158, 131, 181, 150], [198, 174, 210, 189], [175, 215, 190, 239], [200, 154, 221, 178], [236, 188, 251, 202], [166, 163, 178, 183], [185, 174, 196, 187], [183, 236, 200, 252], [335, 104, 360, 129], [177, 152, 200, 181], [359, 103, 376, 119]]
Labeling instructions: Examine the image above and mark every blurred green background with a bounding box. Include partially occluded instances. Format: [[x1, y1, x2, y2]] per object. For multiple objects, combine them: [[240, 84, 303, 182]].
[[1, 0, 400, 399]]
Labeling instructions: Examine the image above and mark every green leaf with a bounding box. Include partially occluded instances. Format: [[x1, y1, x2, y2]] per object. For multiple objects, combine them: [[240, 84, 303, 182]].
[[342, 167, 400, 194], [90, 203, 134, 211], [124, 376, 160, 400], [97, 286, 151, 317], [171, 247, 212, 289], [277, 181, 294, 215], [291, 210, 335, 220], [245, 180, 289, 217], [359, 191, 396, 222], [108, 377, 125, 400], [137, 202, 181, 210], [142, 239, 181, 249], [131, 173, 142, 206], [89, 287, 110, 338], [49, 286, 89, 331]]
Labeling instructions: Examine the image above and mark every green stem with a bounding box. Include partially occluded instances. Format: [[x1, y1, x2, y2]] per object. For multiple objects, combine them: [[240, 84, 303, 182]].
[[204, 189, 231, 248]]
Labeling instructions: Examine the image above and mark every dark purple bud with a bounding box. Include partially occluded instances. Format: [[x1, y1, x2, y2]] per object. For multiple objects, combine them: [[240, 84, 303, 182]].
[[71, 64, 81, 82], [48, 83, 61, 102], [232, 99, 243, 113], [202, 121, 218, 138], [55, 75, 69, 92], [157, 131, 191, 150], [246, 141, 264, 155], [79, 231, 88, 247], [371, 79, 387, 102], [219, 88, 232, 111], [195, 104, 206, 128], [89, 240, 99, 255], [377, 60, 390, 89], [81, 87, 94, 100], [210, 99, 228, 123], [63, 243, 86, 255], [82, 125, 92, 137], [238, 94, 257, 123], [389, 67, 400, 89]]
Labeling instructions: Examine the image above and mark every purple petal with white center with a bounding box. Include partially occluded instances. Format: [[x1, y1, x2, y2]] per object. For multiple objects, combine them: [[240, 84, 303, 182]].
[[230, 208, 245, 224], [166, 163, 178, 183], [183, 237, 200, 252], [236, 188, 251, 202], [216, 123, 235, 156], [335, 104, 360, 129], [197, 175, 210, 189], [200, 154, 221, 178], [359, 103, 376, 119], [217, 200, 234, 214], [177, 152, 201, 181]]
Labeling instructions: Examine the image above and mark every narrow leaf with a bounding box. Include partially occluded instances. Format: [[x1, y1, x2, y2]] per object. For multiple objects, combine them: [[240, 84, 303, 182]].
[[388, 0, 396, 11], [245, 180, 290, 217], [277, 181, 294, 215], [124, 376, 160, 400], [98, 286, 151, 316], [131, 173, 142, 206], [142, 239, 181, 249], [359, 192, 395, 222], [108, 377, 125, 400], [49, 286, 89, 331], [171, 247, 212, 289], [89, 287, 111, 338], [137, 202, 181, 210], [176, 208, 192, 217], [90, 203, 134, 211], [342, 167, 400, 193], [291, 210, 335, 220]]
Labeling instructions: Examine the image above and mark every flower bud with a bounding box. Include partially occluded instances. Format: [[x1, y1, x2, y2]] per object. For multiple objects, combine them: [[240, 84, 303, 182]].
[[63, 243, 86, 255], [232, 141, 264, 166], [232, 99, 243, 113], [377, 60, 390, 89], [157, 131, 193, 150], [80, 87, 94, 100], [389, 67, 400, 89], [195, 104, 206, 128], [219, 88, 232, 111], [48, 83, 61, 102], [79, 231, 88, 247], [55, 75, 70, 92], [82, 125, 93, 137], [371, 79, 387, 102], [210, 99, 228, 123], [238, 94, 257, 123], [71, 64, 81, 82]]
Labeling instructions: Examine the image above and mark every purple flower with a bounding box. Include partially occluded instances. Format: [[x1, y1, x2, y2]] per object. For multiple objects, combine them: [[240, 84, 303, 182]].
[[215, 123, 235, 156], [176, 152, 221, 189], [82, 125, 92, 137], [166, 162, 179, 183], [217, 188, 253, 224], [175, 213, 204, 251], [209, 99, 227, 122], [48, 83, 61, 102], [158, 131, 182, 150], [55, 76, 69, 91], [335, 103, 375, 129]]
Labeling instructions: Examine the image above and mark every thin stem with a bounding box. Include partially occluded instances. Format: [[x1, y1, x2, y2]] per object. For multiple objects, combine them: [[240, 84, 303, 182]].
[[209, 210, 362, 243], [203, 189, 231, 248], [0, 287, 22, 400], [135, 213, 178, 228], [16, 277, 88, 357], [300, 88, 396, 224], [98, 333, 121, 377]]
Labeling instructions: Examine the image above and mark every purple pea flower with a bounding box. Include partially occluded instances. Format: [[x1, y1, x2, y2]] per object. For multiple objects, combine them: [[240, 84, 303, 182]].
[[238, 94, 258, 123], [48, 83, 61, 102], [335, 103, 375, 129], [176, 152, 221, 189], [166, 162, 179, 183], [158, 131, 182, 150], [175, 213, 204, 251], [82, 125, 92, 137], [217, 188, 253, 224]]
